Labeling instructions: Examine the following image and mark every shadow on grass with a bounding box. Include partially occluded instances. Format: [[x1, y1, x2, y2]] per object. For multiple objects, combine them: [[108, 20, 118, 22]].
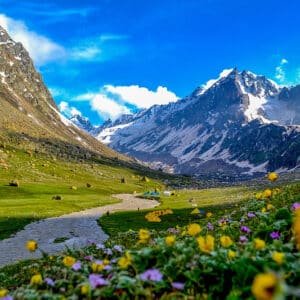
[[0, 217, 37, 240]]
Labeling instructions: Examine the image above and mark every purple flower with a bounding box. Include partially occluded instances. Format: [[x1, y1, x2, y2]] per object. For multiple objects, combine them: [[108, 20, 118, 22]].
[[247, 212, 256, 218], [140, 269, 163, 282], [171, 282, 185, 290], [89, 274, 108, 289], [241, 226, 251, 234], [239, 235, 248, 243], [207, 222, 214, 231], [270, 231, 281, 240], [72, 261, 81, 271], [45, 277, 55, 287], [96, 243, 105, 250], [104, 248, 113, 256], [84, 255, 93, 261], [113, 245, 123, 253], [291, 203, 300, 211], [1, 297, 13, 300]]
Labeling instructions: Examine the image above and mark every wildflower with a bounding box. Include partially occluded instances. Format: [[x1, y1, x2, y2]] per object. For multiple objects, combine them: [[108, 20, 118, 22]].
[[30, 273, 43, 285], [254, 238, 266, 250], [268, 172, 278, 182], [63, 256, 76, 267], [171, 282, 185, 290], [26, 240, 38, 252], [247, 212, 256, 218], [0, 290, 8, 297], [206, 212, 213, 218], [187, 223, 202, 236], [207, 222, 214, 231], [239, 235, 248, 243], [272, 252, 285, 265], [89, 274, 108, 289], [92, 260, 105, 273], [165, 235, 176, 246], [256, 192, 263, 200], [113, 245, 123, 253], [191, 208, 200, 214], [220, 235, 234, 248], [139, 229, 151, 243], [291, 203, 300, 211], [72, 261, 82, 271], [45, 277, 55, 287], [118, 251, 132, 269], [263, 189, 272, 198], [140, 269, 163, 282], [267, 204, 274, 210], [228, 250, 237, 259], [251, 272, 278, 300], [96, 243, 105, 250], [241, 226, 251, 234], [81, 284, 90, 295], [293, 208, 300, 249], [270, 231, 280, 240], [197, 235, 215, 253], [261, 207, 267, 213]]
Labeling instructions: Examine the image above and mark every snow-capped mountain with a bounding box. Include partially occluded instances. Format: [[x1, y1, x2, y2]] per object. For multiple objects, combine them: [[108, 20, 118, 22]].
[[69, 114, 95, 133], [95, 68, 300, 179]]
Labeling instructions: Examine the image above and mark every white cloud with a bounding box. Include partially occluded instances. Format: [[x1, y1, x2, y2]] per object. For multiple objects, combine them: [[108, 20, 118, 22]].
[[73, 84, 179, 120], [275, 58, 288, 83], [70, 46, 102, 60], [58, 101, 81, 117], [0, 14, 65, 66], [90, 94, 131, 120], [104, 85, 179, 108]]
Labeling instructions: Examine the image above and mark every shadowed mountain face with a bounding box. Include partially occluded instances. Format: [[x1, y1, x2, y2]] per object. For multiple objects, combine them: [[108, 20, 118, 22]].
[[0, 25, 127, 162], [94, 69, 300, 180]]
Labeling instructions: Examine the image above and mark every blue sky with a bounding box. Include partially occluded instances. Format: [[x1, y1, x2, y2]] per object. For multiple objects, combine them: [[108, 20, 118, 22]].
[[1, 0, 300, 124]]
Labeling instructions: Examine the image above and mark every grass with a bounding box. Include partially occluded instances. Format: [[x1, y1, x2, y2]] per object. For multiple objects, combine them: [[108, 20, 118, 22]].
[[99, 186, 257, 235], [0, 148, 164, 239]]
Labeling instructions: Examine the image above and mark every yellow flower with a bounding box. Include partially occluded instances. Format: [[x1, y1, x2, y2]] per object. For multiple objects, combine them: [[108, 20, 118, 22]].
[[191, 208, 200, 214], [251, 273, 278, 300], [220, 235, 233, 248], [0, 289, 8, 297], [263, 189, 272, 198], [139, 229, 151, 243], [81, 284, 90, 295], [254, 238, 266, 250], [255, 192, 263, 200], [293, 208, 300, 250], [187, 223, 202, 236], [266, 204, 274, 211], [118, 251, 132, 269], [26, 240, 38, 252], [206, 212, 213, 218], [92, 261, 105, 272], [63, 256, 76, 267], [268, 172, 278, 182], [30, 273, 43, 285], [228, 250, 237, 259], [272, 251, 285, 265], [261, 207, 267, 213], [197, 235, 215, 253], [103, 258, 110, 265], [165, 235, 176, 246]]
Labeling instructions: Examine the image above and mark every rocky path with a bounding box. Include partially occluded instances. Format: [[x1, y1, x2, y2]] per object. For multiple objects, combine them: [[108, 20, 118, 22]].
[[0, 194, 159, 267]]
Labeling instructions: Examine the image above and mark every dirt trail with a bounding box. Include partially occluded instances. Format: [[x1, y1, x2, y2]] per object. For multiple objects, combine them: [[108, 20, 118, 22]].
[[0, 194, 159, 267]]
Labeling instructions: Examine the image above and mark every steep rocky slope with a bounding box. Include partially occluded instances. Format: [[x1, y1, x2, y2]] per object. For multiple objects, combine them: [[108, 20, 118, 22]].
[[0, 25, 127, 162]]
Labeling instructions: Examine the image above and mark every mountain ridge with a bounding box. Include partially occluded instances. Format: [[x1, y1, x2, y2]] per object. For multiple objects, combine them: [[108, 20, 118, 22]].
[[92, 68, 300, 180]]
